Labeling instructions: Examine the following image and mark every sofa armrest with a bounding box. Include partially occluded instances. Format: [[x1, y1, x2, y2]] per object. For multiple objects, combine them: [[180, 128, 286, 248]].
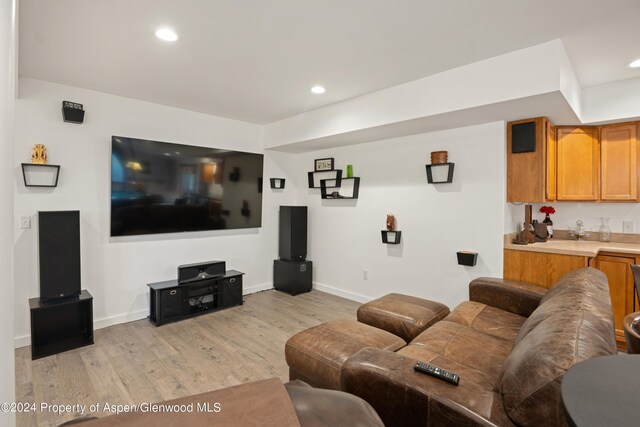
[[340, 348, 508, 427], [469, 278, 547, 318]]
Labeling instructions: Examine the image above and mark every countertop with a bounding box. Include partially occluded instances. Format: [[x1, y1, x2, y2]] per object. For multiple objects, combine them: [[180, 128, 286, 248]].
[[504, 239, 640, 257]]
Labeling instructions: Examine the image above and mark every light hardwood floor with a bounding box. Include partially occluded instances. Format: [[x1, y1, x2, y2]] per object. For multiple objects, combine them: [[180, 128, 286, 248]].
[[15, 289, 360, 427]]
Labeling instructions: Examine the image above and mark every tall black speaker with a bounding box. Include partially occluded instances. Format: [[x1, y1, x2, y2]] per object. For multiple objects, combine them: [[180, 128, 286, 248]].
[[279, 206, 307, 261], [39, 211, 81, 301]]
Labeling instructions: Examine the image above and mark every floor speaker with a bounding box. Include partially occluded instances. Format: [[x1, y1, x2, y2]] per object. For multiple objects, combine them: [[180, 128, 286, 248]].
[[39, 211, 82, 301], [279, 206, 307, 261]]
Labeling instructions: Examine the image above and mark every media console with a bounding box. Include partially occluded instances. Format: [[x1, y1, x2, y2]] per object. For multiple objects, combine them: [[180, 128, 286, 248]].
[[148, 270, 244, 326]]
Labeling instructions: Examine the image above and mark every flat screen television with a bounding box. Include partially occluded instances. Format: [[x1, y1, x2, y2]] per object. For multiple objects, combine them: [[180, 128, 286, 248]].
[[111, 136, 264, 236]]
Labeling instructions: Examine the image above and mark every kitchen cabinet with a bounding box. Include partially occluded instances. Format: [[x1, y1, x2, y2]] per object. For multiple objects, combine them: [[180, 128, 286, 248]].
[[503, 249, 588, 289], [600, 122, 639, 201], [556, 126, 600, 201], [506, 117, 556, 203], [590, 253, 638, 349]]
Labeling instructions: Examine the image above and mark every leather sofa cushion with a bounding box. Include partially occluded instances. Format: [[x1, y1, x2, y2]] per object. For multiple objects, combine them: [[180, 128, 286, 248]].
[[408, 320, 514, 382], [445, 301, 527, 342], [497, 268, 617, 427], [357, 293, 450, 342], [285, 319, 405, 390]]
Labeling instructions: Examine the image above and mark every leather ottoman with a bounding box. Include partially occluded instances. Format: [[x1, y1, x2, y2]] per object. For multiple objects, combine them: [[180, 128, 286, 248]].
[[285, 319, 405, 390], [357, 293, 450, 342]]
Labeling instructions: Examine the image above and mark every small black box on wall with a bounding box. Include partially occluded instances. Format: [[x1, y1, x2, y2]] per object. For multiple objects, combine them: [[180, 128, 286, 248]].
[[62, 100, 85, 124], [457, 251, 478, 267]]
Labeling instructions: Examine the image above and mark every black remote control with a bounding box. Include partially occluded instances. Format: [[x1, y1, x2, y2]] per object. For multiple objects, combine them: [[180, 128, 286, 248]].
[[414, 361, 459, 385]]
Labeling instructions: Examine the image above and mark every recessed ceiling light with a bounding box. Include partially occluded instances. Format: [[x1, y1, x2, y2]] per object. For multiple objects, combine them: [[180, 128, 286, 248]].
[[310, 85, 326, 94], [629, 59, 640, 68], [155, 27, 178, 42]]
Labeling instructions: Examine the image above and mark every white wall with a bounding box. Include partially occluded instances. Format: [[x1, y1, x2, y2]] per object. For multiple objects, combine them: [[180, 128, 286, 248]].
[[13, 78, 300, 346], [290, 121, 506, 308], [505, 202, 640, 235], [1, 0, 16, 425]]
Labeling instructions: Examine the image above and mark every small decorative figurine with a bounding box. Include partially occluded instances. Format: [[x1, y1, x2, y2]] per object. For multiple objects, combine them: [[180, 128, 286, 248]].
[[31, 144, 48, 164], [386, 214, 396, 231]]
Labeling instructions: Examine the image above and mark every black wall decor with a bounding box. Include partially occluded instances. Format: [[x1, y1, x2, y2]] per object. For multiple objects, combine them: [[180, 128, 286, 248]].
[[229, 167, 240, 182], [39, 211, 82, 301], [270, 178, 286, 189], [62, 101, 85, 124]]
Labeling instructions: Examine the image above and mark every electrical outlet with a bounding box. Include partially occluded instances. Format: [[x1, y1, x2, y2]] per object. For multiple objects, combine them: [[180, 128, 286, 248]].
[[623, 221, 634, 233], [20, 216, 31, 229], [362, 270, 368, 280]]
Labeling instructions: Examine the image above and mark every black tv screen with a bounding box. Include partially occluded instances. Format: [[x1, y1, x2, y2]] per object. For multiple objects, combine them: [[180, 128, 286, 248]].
[[111, 136, 264, 236]]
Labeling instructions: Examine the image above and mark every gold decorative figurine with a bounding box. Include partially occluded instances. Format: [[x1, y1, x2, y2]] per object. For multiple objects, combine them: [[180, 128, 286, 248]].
[[31, 144, 48, 164]]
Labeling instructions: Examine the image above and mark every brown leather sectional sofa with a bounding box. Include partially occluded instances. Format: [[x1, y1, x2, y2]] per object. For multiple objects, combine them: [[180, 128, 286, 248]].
[[286, 268, 618, 427]]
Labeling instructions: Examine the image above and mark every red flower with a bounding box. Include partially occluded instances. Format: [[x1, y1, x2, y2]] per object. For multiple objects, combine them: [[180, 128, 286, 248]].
[[540, 206, 556, 215]]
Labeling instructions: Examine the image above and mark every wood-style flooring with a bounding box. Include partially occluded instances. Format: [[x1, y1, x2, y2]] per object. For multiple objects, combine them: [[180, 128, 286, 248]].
[[14, 289, 359, 427]]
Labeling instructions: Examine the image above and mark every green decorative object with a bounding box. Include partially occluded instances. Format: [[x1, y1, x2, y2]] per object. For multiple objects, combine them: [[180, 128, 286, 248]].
[[346, 164, 353, 178]]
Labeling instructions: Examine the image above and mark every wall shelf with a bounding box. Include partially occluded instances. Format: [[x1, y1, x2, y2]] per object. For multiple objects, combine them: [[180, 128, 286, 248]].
[[308, 169, 342, 189], [425, 163, 454, 184], [270, 178, 286, 189], [457, 251, 478, 266], [21, 163, 61, 188], [381, 230, 402, 244], [321, 177, 360, 199]]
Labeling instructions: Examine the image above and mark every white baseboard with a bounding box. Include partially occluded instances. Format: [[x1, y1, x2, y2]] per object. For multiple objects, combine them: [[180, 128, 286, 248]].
[[312, 282, 372, 303], [14, 283, 276, 349], [244, 282, 274, 294]]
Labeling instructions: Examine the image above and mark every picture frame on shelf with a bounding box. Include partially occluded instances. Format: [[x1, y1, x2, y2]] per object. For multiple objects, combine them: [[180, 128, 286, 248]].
[[314, 157, 334, 171]]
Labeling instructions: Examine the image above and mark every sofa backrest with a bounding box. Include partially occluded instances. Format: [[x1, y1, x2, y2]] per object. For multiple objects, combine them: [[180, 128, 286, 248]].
[[496, 268, 617, 427]]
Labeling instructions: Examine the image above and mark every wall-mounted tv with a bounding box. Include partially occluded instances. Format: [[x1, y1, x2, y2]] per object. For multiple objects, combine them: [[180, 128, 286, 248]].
[[111, 136, 264, 236]]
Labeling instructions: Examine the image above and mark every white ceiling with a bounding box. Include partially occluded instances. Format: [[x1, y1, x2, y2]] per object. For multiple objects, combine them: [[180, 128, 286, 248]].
[[18, 0, 640, 124]]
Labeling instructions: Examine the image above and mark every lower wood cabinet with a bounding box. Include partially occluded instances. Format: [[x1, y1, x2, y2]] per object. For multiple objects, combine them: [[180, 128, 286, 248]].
[[503, 249, 588, 289], [504, 249, 640, 350], [589, 253, 639, 348]]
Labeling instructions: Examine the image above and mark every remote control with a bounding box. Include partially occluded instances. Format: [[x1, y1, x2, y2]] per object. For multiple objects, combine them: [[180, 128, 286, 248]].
[[414, 361, 459, 385]]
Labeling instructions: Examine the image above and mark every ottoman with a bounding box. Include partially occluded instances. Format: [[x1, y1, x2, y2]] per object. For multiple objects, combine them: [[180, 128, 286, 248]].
[[285, 319, 406, 390], [357, 293, 450, 342]]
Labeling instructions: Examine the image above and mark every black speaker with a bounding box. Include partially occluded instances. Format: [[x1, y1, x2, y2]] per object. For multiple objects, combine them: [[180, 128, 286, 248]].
[[38, 211, 82, 301], [178, 260, 226, 283], [274, 260, 312, 296], [279, 206, 307, 261], [511, 121, 536, 153]]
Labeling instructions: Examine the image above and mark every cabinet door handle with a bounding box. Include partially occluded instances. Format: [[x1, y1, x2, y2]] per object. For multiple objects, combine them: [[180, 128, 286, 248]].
[[170, 290, 177, 295], [230, 278, 236, 283]]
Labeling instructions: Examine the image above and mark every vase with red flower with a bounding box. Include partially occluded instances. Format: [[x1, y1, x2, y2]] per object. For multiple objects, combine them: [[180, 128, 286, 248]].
[[540, 206, 556, 239]]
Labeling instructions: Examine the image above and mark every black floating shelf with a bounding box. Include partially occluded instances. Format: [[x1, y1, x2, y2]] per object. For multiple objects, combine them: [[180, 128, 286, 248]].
[[21, 163, 61, 188], [425, 162, 454, 184], [321, 177, 360, 199], [308, 169, 342, 189], [270, 178, 286, 189], [381, 230, 402, 244], [457, 251, 478, 266]]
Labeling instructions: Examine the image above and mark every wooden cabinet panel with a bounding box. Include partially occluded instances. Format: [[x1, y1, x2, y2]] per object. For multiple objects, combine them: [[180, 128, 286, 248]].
[[600, 123, 638, 201], [557, 127, 600, 200], [546, 122, 557, 201], [507, 117, 552, 203], [591, 253, 636, 348], [503, 249, 587, 289]]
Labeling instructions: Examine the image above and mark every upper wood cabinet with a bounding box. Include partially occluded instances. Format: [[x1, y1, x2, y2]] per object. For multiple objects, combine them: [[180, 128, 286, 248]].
[[600, 122, 639, 201], [556, 126, 600, 201], [507, 119, 639, 203], [506, 117, 556, 202]]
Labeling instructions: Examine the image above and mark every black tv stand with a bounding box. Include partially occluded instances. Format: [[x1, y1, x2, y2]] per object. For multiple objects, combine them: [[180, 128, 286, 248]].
[[148, 270, 244, 326]]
